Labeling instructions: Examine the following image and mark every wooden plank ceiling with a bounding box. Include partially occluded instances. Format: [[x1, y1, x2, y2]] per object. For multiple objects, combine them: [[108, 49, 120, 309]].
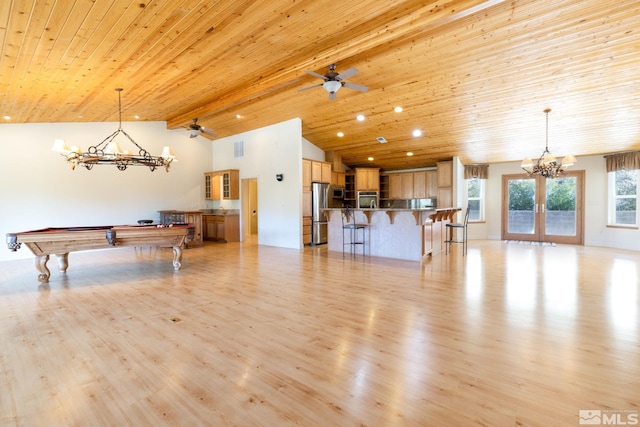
[[1, 0, 639, 171]]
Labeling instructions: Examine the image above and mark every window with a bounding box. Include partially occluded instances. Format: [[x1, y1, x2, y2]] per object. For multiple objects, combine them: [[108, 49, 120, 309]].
[[609, 169, 638, 226], [467, 177, 485, 222]]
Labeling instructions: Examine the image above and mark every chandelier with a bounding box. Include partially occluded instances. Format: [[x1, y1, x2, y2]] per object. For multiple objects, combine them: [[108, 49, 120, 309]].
[[521, 108, 576, 178], [52, 88, 177, 172]]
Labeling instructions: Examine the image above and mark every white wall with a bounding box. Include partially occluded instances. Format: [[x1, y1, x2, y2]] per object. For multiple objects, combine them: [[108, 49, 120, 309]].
[[0, 121, 212, 262], [302, 137, 325, 161], [209, 118, 304, 249], [465, 154, 640, 251]]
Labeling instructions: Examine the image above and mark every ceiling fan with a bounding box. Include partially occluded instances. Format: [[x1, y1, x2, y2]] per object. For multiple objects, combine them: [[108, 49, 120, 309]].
[[188, 118, 217, 138], [299, 64, 368, 100]]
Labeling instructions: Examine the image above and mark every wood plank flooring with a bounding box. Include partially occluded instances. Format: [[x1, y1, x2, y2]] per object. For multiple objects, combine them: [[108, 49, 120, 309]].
[[0, 240, 638, 426]]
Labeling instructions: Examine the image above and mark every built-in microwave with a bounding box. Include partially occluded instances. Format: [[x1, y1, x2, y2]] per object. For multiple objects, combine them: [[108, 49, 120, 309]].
[[328, 186, 345, 208], [330, 186, 345, 199]]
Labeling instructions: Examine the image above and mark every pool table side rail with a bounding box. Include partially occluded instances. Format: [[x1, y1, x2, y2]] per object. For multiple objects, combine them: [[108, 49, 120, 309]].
[[6, 225, 189, 256]]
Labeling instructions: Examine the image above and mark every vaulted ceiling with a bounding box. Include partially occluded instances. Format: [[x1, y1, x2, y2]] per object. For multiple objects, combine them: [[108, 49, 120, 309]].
[[2, 0, 639, 171]]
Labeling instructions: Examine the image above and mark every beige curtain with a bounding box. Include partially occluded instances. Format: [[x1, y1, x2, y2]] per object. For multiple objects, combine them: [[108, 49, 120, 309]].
[[464, 164, 489, 179], [605, 151, 640, 172]]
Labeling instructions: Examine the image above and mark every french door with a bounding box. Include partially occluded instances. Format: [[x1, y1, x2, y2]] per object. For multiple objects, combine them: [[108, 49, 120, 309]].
[[501, 171, 584, 245]]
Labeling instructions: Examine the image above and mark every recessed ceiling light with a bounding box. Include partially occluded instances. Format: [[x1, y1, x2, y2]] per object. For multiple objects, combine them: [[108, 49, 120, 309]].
[[134, 115, 140, 119], [394, 106, 403, 113], [337, 132, 344, 137], [356, 114, 365, 121], [236, 114, 242, 119], [407, 152, 414, 156], [368, 156, 374, 161], [3, 115, 10, 120], [412, 129, 422, 137]]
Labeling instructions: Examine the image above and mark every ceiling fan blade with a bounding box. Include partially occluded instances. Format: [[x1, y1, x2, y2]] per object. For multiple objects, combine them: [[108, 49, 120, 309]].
[[336, 67, 359, 80], [201, 129, 217, 138], [343, 82, 369, 92], [298, 83, 323, 92], [305, 70, 328, 80]]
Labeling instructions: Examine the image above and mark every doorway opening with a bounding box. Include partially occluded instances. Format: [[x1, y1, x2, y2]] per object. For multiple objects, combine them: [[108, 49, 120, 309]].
[[241, 178, 258, 240]]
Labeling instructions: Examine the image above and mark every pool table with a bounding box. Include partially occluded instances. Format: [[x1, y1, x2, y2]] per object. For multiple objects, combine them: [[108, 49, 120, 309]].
[[6, 224, 192, 283]]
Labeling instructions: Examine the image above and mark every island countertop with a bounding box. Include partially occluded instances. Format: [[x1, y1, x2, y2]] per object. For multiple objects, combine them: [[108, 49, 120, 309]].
[[324, 207, 461, 261], [323, 207, 458, 225]]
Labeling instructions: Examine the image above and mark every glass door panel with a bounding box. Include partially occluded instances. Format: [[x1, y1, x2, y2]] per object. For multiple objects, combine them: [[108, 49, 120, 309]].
[[506, 178, 536, 236], [544, 176, 577, 236]]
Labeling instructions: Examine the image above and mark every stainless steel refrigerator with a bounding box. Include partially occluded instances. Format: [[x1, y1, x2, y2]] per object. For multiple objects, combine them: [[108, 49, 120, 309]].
[[311, 182, 329, 245]]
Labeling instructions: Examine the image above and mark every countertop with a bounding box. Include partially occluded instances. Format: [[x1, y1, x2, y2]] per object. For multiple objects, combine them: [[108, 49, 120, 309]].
[[323, 207, 460, 225], [323, 207, 438, 211], [202, 209, 239, 216]]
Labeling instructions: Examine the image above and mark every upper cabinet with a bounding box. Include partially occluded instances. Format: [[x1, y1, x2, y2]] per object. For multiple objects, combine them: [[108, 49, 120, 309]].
[[355, 168, 380, 191], [381, 170, 437, 200], [204, 169, 239, 200], [331, 171, 346, 187], [303, 158, 332, 184]]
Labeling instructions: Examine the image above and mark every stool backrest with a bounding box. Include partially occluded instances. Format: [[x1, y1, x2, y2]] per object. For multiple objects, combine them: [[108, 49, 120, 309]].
[[341, 205, 353, 226]]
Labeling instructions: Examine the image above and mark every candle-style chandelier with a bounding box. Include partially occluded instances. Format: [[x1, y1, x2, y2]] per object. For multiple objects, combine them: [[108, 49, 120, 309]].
[[521, 108, 576, 178], [52, 88, 177, 172]]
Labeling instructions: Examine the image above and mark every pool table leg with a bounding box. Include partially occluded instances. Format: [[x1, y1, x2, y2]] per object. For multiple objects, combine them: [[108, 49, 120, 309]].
[[34, 255, 51, 283], [56, 253, 69, 272], [172, 246, 183, 270]]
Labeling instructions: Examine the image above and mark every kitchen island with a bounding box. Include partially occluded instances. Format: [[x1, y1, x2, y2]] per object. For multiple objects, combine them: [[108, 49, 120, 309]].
[[324, 207, 461, 261]]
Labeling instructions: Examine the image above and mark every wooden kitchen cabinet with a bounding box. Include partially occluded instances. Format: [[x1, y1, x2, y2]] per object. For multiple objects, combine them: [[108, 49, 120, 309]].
[[437, 161, 453, 207], [204, 169, 238, 200], [203, 215, 217, 241], [222, 170, 239, 200], [413, 171, 426, 199], [400, 173, 414, 199], [355, 168, 380, 191], [331, 171, 346, 186], [203, 215, 239, 242], [426, 170, 438, 198], [302, 159, 312, 189], [308, 159, 332, 183], [302, 190, 312, 217], [204, 172, 221, 200], [437, 161, 453, 187], [389, 173, 402, 199], [302, 217, 312, 245], [389, 172, 414, 199]]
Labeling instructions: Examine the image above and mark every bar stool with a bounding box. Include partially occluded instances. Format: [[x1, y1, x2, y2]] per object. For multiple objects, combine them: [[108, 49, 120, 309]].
[[341, 206, 368, 258], [445, 207, 469, 255]]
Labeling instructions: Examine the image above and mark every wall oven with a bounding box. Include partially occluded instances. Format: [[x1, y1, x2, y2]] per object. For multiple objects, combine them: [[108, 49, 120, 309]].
[[357, 191, 378, 209]]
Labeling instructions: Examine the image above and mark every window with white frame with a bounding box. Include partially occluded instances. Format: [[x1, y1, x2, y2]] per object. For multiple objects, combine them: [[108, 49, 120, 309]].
[[467, 177, 484, 222], [609, 169, 638, 226]]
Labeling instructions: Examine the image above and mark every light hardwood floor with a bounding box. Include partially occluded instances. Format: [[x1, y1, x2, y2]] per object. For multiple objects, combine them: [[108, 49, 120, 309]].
[[1, 240, 638, 426]]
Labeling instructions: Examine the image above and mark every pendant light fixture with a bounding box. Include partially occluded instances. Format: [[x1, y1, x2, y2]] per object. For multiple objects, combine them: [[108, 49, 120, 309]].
[[521, 108, 576, 178], [52, 88, 177, 172]]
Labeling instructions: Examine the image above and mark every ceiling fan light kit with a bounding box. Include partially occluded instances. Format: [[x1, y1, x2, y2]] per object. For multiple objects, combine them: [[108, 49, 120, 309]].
[[188, 118, 217, 138], [52, 89, 177, 172], [299, 63, 368, 100], [521, 108, 576, 179]]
